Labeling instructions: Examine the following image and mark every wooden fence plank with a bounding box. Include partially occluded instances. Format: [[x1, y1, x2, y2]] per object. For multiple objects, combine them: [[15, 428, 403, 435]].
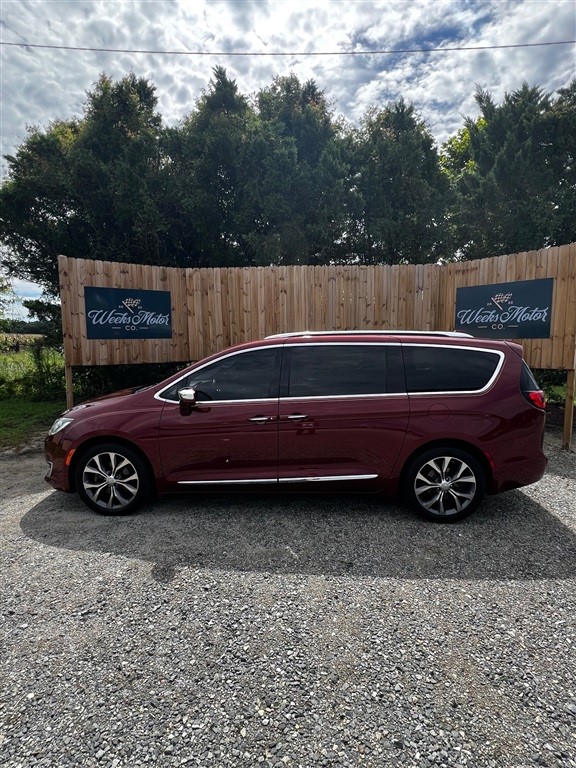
[[564, 243, 576, 370]]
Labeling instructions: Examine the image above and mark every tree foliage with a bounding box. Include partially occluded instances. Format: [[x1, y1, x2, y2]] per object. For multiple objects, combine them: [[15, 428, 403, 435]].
[[0, 271, 14, 318], [0, 73, 167, 293], [1, 71, 575, 299], [348, 101, 451, 264], [441, 81, 576, 259]]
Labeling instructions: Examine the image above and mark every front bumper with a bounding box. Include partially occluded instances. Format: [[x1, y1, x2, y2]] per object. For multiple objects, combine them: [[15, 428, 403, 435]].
[[44, 434, 74, 492]]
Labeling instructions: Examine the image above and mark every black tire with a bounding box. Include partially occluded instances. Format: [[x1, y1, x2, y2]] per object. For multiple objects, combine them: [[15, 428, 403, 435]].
[[403, 447, 485, 523], [75, 443, 151, 515]]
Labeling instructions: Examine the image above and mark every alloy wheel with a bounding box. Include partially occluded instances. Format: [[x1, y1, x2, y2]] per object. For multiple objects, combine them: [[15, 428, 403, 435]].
[[82, 450, 140, 511], [413, 455, 477, 516]]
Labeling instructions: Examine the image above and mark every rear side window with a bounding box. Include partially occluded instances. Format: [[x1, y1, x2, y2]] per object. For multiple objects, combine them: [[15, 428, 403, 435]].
[[520, 360, 539, 393], [403, 345, 501, 393], [285, 344, 394, 397]]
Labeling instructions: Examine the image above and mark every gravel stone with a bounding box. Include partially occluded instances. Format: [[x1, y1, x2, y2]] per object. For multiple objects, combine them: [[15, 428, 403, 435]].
[[0, 427, 575, 767]]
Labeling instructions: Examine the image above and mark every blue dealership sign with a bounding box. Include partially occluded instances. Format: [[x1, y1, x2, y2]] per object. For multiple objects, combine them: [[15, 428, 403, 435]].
[[85, 287, 172, 340], [455, 278, 553, 339]]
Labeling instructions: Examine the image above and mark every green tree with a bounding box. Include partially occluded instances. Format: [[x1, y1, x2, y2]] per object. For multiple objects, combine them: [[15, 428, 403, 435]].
[[21, 298, 63, 345], [0, 120, 82, 291], [69, 73, 168, 265], [442, 80, 576, 259], [162, 67, 255, 267], [0, 271, 14, 318], [255, 74, 350, 264], [349, 100, 451, 264], [0, 74, 168, 295]]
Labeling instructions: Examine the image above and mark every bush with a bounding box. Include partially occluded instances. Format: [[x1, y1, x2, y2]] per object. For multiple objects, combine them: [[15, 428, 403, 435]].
[[72, 362, 186, 402], [28, 343, 66, 400], [0, 340, 185, 403], [0, 342, 65, 401], [534, 369, 567, 404]]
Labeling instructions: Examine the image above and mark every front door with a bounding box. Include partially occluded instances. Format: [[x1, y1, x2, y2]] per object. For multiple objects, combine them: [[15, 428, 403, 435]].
[[157, 347, 281, 487]]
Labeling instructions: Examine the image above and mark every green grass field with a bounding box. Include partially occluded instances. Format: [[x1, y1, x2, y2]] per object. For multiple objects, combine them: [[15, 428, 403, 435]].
[[0, 342, 66, 448], [0, 399, 66, 449]]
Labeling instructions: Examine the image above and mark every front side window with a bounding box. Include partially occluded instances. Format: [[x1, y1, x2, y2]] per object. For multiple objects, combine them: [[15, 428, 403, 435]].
[[160, 348, 280, 402], [403, 346, 501, 393], [285, 344, 390, 398]]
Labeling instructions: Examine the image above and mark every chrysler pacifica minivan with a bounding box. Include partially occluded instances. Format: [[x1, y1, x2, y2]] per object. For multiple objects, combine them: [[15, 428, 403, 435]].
[[45, 331, 547, 522]]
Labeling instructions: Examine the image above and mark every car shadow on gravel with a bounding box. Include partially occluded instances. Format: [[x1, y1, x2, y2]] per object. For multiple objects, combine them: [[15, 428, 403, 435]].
[[20, 487, 576, 582]]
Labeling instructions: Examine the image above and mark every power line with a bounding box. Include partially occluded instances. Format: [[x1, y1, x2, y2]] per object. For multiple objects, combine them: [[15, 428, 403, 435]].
[[1, 39, 574, 57]]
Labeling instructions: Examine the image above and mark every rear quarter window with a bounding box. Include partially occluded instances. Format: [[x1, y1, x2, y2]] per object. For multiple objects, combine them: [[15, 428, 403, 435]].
[[404, 345, 501, 393], [520, 360, 540, 392]]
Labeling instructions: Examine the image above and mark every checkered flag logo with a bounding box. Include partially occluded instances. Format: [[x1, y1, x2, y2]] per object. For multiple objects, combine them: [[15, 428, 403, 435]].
[[121, 298, 141, 313], [491, 292, 512, 310]]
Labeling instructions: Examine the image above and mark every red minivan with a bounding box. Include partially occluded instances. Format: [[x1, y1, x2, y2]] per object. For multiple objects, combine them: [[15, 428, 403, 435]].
[[44, 331, 547, 522]]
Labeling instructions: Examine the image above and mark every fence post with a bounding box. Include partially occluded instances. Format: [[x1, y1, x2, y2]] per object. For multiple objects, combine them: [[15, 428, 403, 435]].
[[563, 369, 575, 451], [65, 366, 74, 410]]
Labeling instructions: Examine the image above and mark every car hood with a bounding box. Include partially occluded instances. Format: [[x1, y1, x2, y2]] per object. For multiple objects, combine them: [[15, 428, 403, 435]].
[[64, 385, 157, 417]]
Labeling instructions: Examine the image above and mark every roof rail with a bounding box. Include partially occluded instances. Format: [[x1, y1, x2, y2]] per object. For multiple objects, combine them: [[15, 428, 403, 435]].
[[265, 330, 473, 339]]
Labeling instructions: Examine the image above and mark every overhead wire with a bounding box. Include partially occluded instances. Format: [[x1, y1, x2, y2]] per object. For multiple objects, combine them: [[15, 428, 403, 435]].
[[0, 39, 574, 56]]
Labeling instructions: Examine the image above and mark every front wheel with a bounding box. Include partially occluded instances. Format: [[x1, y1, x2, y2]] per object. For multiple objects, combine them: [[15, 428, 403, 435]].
[[403, 447, 485, 523], [75, 443, 151, 515]]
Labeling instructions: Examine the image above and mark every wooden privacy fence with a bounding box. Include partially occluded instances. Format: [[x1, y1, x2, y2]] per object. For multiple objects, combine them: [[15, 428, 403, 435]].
[[58, 243, 576, 445]]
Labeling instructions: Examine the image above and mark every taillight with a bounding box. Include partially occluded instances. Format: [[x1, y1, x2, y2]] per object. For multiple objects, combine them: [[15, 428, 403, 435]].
[[527, 390, 546, 409], [520, 361, 546, 409]]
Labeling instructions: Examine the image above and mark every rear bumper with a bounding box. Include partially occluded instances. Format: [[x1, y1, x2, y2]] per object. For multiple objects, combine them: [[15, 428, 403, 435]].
[[488, 439, 547, 493]]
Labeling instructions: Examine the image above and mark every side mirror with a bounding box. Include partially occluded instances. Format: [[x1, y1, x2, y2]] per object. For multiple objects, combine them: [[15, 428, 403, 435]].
[[178, 387, 197, 405]]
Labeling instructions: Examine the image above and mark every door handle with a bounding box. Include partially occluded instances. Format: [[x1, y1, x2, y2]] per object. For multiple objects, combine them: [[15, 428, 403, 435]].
[[248, 415, 276, 423], [285, 413, 309, 421]]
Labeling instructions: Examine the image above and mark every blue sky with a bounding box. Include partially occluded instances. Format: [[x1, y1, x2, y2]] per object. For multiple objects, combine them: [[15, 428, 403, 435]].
[[1, 0, 575, 318]]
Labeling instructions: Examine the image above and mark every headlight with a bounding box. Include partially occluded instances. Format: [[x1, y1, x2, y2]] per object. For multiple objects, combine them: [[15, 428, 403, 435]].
[[48, 417, 74, 436]]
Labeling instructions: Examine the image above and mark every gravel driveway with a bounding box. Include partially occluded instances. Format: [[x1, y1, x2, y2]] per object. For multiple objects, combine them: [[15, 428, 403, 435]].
[[1, 429, 575, 768]]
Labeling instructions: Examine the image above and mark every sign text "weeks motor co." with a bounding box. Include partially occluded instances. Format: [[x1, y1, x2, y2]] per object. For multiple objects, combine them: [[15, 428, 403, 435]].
[[455, 278, 553, 339], [84, 287, 172, 340]]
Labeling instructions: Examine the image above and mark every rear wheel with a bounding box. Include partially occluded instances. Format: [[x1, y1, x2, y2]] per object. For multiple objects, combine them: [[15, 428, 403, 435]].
[[404, 447, 485, 522], [75, 443, 150, 515]]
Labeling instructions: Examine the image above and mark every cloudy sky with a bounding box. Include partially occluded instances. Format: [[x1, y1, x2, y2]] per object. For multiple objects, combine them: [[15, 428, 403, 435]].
[[1, 0, 575, 317]]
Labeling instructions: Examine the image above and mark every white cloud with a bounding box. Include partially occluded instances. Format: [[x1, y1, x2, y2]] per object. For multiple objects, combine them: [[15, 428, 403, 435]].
[[1, 0, 573, 312], [0, 0, 574, 168]]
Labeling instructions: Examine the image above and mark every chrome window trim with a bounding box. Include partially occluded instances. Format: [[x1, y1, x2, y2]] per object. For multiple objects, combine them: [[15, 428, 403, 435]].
[[171, 397, 279, 406], [282, 341, 397, 399], [155, 340, 504, 404], [155, 341, 399, 403], [402, 343, 505, 395], [177, 473, 378, 486]]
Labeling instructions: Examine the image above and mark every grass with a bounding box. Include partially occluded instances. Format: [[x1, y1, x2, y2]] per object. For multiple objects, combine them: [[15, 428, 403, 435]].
[[0, 347, 37, 378], [0, 341, 66, 448], [0, 399, 66, 449]]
